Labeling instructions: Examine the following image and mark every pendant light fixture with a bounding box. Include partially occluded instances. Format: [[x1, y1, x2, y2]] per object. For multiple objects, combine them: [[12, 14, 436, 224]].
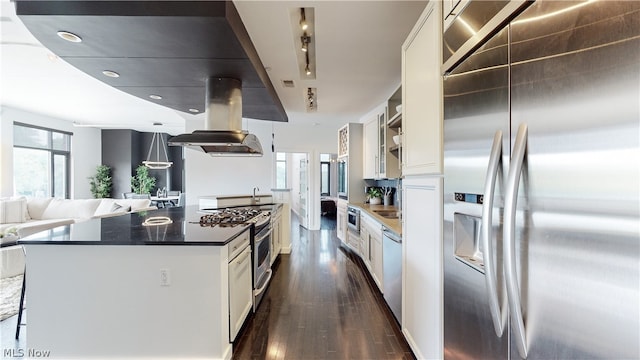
[[143, 132, 173, 169]]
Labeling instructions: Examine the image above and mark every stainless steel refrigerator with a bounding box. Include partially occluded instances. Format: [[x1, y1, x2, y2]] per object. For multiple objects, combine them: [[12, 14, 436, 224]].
[[443, 1, 639, 359]]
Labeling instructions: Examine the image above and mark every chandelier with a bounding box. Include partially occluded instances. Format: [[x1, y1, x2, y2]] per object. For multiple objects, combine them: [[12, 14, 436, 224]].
[[143, 132, 173, 169]]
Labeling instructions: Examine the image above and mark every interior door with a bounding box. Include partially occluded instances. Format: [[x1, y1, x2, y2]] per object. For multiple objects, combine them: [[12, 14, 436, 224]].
[[298, 156, 309, 228]]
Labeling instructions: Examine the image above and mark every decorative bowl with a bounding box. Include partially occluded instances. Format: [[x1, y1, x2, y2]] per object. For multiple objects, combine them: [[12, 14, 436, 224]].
[[392, 135, 401, 145], [396, 104, 402, 114]]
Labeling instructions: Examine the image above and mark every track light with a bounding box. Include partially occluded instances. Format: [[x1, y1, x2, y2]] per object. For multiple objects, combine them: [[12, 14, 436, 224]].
[[306, 87, 317, 112], [300, 8, 309, 31], [295, 7, 315, 79], [301, 34, 310, 52], [305, 53, 312, 76]]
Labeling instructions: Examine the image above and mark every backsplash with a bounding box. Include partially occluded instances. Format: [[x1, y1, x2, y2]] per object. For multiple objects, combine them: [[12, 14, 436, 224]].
[[363, 178, 401, 206]]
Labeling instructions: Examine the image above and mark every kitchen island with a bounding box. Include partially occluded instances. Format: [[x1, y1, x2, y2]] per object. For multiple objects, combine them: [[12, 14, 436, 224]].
[[18, 206, 253, 360]]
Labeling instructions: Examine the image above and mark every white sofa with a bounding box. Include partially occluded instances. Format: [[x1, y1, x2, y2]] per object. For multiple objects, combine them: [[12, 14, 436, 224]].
[[0, 196, 156, 320], [0, 197, 156, 239]]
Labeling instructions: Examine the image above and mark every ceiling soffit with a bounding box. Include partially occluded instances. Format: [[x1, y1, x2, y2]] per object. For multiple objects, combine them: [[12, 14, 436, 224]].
[[14, 0, 288, 122]]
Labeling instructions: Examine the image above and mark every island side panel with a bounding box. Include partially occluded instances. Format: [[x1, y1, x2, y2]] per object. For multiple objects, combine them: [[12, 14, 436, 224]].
[[25, 244, 231, 359]]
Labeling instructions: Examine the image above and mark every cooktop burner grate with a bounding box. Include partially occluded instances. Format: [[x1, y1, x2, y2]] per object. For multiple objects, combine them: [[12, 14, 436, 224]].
[[195, 207, 266, 228]]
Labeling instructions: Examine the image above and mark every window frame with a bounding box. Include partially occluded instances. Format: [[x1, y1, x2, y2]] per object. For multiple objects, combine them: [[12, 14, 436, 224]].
[[320, 161, 331, 196], [274, 152, 288, 189], [13, 122, 72, 198]]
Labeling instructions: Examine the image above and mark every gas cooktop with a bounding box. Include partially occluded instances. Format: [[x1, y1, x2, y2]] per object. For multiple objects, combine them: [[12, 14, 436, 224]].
[[197, 207, 270, 228]]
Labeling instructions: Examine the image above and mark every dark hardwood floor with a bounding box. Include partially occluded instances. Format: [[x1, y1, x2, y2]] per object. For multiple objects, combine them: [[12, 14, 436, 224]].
[[232, 213, 415, 360]]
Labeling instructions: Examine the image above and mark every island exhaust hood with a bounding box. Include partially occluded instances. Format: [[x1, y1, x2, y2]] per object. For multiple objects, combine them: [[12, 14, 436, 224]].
[[169, 78, 263, 156]]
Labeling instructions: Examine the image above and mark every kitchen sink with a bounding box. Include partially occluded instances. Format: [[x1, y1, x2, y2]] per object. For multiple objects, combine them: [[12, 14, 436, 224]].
[[373, 210, 400, 219]]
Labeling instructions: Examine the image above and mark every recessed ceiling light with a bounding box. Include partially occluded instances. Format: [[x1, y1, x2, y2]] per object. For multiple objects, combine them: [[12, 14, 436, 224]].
[[56, 31, 82, 43], [149, 94, 163, 100], [153, 122, 163, 126], [188, 108, 200, 113], [102, 70, 120, 78]]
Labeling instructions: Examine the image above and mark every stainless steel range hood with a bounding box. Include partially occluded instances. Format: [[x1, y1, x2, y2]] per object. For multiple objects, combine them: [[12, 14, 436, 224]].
[[169, 78, 263, 156]]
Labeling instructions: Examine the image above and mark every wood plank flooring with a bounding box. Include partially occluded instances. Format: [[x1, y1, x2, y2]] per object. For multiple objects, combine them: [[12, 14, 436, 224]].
[[232, 214, 415, 360]]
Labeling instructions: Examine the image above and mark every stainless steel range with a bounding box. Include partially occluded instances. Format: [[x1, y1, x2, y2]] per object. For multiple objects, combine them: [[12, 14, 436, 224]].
[[199, 207, 272, 311]]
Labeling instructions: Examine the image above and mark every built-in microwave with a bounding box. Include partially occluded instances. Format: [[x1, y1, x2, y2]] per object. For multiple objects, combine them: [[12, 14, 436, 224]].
[[337, 156, 348, 199], [347, 206, 360, 234]]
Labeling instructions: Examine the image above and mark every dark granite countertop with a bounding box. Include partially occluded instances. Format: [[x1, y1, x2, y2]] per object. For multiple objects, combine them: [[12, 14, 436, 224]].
[[17, 205, 279, 246]]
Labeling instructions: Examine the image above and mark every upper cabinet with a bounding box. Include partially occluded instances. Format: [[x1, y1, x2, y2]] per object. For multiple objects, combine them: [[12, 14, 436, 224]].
[[402, 1, 443, 176], [338, 123, 366, 203], [362, 87, 402, 180]]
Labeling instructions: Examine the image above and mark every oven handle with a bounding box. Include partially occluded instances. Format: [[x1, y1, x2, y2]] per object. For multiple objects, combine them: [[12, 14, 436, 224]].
[[255, 227, 272, 243], [253, 269, 273, 297]]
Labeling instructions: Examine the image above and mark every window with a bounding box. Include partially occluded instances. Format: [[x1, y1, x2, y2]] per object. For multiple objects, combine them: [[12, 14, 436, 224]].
[[13, 123, 71, 198], [320, 153, 331, 196], [320, 161, 330, 196], [275, 152, 287, 189]]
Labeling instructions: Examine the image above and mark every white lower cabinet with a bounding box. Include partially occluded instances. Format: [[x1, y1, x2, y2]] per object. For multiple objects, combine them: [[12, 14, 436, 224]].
[[360, 213, 383, 292], [370, 225, 383, 292], [228, 245, 253, 342], [402, 176, 443, 359], [271, 207, 282, 265], [336, 200, 348, 243], [361, 223, 371, 271]]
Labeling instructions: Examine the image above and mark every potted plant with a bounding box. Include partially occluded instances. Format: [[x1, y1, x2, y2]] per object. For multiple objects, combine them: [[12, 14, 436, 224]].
[[88, 165, 112, 199], [368, 187, 383, 205], [131, 165, 156, 195]]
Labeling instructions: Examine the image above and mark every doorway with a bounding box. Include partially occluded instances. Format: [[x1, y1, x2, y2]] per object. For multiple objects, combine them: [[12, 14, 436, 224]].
[[275, 152, 310, 229]]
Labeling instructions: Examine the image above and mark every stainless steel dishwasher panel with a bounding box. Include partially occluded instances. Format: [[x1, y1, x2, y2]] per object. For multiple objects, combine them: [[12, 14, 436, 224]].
[[383, 229, 402, 325]]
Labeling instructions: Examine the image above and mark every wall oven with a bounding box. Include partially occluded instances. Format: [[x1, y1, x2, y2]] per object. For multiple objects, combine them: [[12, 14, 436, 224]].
[[252, 220, 272, 312], [347, 206, 360, 234], [337, 156, 348, 199], [346, 205, 361, 252]]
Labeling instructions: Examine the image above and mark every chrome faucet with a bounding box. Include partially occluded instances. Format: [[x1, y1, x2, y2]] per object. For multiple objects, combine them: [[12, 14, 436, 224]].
[[253, 187, 260, 203]]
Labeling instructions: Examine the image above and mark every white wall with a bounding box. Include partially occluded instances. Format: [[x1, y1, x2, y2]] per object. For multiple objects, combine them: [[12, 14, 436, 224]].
[[184, 117, 346, 230], [0, 106, 101, 198]]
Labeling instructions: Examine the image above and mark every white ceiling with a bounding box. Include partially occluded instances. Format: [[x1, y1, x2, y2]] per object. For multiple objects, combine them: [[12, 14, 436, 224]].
[[0, 0, 427, 135]]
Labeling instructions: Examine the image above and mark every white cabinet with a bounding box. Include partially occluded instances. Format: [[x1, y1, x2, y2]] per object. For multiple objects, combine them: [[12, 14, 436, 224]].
[[337, 123, 366, 203], [270, 205, 283, 265], [272, 191, 291, 254], [363, 117, 378, 179], [402, 176, 443, 359], [370, 227, 383, 292], [360, 220, 371, 270], [360, 212, 383, 292], [363, 107, 400, 180], [228, 245, 253, 342], [402, 1, 443, 176], [347, 230, 360, 255], [336, 200, 348, 243]]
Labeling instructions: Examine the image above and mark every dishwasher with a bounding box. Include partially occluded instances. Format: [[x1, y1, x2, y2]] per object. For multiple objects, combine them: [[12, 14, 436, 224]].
[[383, 228, 402, 325]]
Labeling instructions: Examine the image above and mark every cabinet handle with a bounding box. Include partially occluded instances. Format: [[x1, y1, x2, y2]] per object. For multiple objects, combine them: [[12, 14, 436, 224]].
[[504, 123, 528, 359], [481, 130, 506, 337]]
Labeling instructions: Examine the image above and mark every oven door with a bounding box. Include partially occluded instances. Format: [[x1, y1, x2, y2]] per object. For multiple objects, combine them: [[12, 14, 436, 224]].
[[253, 223, 272, 312], [347, 207, 360, 234]]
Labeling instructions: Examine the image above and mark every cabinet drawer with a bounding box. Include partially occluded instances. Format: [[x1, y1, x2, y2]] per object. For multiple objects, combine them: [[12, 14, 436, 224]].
[[228, 228, 250, 260]]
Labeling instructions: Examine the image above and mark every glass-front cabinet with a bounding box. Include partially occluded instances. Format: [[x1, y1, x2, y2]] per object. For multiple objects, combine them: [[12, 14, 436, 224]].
[[363, 104, 401, 179]]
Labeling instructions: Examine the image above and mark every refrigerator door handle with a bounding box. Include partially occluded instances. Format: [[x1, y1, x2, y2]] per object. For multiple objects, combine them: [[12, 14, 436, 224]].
[[481, 130, 505, 337], [504, 123, 528, 359]]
